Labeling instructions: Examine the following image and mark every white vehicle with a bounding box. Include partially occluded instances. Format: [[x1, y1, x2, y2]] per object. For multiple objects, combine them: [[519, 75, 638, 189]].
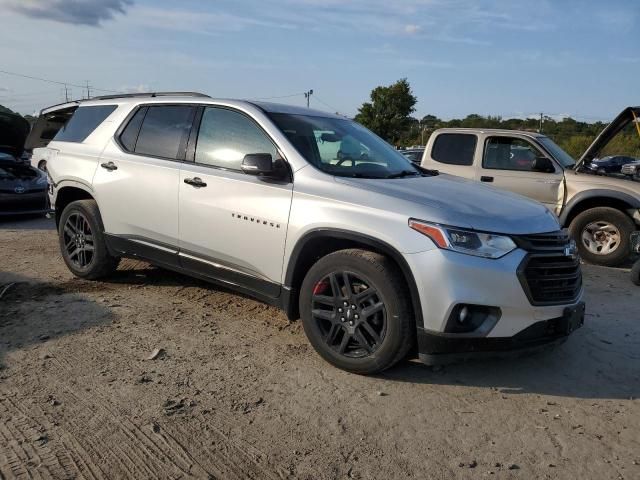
[[45, 93, 584, 374]]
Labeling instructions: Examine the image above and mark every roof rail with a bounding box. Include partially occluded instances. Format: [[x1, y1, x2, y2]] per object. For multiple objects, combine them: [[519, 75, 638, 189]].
[[90, 92, 211, 100]]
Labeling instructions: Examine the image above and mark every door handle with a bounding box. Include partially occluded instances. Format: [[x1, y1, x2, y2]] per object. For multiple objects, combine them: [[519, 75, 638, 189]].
[[480, 176, 494, 182], [184, 177, 207, 188], [100, 161, 118, 171]]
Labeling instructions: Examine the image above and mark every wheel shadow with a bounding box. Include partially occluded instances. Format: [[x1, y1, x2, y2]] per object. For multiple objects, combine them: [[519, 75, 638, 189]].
[[0, 272, 113, 370]]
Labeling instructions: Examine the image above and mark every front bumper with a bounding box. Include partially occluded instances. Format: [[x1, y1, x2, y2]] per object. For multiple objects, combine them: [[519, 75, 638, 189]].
[[417, 302, 585, 365], [405, 247, 584, 364]]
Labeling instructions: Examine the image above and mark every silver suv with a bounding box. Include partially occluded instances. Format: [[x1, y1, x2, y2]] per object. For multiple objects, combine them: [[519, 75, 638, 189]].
[[45, 92, 584, 374]]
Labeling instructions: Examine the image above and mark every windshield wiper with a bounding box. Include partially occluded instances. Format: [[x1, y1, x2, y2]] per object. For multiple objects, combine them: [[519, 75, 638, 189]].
[[384, 170, 421, 179]]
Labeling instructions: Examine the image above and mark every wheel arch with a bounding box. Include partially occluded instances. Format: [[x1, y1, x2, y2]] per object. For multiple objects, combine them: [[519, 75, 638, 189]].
[[282, 229, 423, 327], [54, 183, 95, 227], [560, 189, 640, 227]]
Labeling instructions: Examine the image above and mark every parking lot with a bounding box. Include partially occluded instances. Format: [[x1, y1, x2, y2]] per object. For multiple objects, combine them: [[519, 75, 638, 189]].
[[1, 216, 639, 479]]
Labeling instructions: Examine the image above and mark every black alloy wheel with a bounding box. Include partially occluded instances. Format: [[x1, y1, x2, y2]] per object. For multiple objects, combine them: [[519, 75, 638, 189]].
[[62, 212, 95, 268], [311, 270, 387, 358]]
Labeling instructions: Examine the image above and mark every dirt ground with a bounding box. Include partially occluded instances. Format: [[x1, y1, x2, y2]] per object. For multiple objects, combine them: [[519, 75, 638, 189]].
[[0, 216, 638, 480]]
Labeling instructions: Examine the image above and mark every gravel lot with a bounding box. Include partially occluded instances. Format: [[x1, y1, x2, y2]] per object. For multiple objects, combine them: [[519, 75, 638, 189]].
[[1, 216, 639, 479]]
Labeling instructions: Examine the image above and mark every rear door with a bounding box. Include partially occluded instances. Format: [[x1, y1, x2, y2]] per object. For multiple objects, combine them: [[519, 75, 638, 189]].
[[177, 106, 293, 297], [94, 104, 196, 257], [478, 136, 564, 213], [423, 133, 478, 179]]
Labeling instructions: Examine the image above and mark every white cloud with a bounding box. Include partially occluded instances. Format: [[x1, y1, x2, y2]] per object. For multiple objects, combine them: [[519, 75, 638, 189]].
[[404, 24, 421, 35]]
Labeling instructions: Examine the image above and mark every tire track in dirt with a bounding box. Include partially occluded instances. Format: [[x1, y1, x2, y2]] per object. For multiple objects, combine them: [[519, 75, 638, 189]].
[[40, 353, 287, 479]]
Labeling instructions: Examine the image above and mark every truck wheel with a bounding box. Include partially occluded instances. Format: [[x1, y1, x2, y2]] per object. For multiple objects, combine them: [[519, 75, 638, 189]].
[[299, 249, 414, 374], [631, 260, 640, 286], [569, 207, 634, 267], [58, 200, 120, 279]]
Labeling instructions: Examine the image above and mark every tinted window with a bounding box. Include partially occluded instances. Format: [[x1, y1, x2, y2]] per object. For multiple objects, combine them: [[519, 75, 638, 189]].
[[119, 107, 147, 152], [431, 134, 476, 166], [53, 105, 117, 143], [135, 106, 195, 160], [195, 107, 276, 170], [483, 137, 548, 172]]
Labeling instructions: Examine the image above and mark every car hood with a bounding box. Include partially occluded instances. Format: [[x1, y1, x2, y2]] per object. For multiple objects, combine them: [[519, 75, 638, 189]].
[[0, 112, 30, 157], [577, 106, 640, 169], [335, 173, 560, 235]]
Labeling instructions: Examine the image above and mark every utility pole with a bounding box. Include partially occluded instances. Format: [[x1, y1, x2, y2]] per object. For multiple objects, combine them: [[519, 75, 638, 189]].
[[64, 84, 69, 102], [85, 80, 91, 99], [304, 89, 313, 108], [539, 112, 544, 133]]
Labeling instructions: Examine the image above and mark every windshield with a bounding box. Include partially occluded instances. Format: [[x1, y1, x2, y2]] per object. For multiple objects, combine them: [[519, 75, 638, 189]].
[[539, 136, 575, 168], [267, 113, 421, 178]]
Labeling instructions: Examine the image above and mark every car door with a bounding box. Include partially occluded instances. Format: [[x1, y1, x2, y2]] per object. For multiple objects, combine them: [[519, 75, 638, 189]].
[[478, 135, 564, 214], [424, 133, 478, 179], [178, 106, 293, 298], [94, 104, 196, 260]]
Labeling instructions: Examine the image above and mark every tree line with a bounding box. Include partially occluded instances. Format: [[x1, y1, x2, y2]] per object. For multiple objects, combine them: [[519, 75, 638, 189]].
[[355, 79, 640, 160]]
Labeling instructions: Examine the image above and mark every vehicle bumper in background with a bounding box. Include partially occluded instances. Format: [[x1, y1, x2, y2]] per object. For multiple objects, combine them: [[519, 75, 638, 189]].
[[0, 191, 50, 216]]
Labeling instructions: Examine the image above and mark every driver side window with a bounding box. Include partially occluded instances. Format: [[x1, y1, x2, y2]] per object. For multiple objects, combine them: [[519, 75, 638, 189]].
[[483, 137, 546, 172]]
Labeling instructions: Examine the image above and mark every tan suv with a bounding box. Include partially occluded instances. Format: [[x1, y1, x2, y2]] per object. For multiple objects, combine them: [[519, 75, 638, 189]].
[[421, 107, 640, 266]]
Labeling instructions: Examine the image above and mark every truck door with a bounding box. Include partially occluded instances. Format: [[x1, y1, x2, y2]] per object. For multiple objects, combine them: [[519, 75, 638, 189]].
[[478, 136, 564, 214], [423, 133, 478, 179]]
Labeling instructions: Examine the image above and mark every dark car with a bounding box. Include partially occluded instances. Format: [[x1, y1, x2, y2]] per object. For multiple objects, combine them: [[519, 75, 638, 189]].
[[0, 111, 30, 162], [587, 155, 638, 174], [401, 148, 425, 164], [0, 160, 49, 216]]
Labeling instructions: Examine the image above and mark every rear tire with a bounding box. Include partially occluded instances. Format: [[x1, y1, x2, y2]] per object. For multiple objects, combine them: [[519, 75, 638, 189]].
[[569, 207, 634, 267], [58, 200, 119, 279], [299, 249, 414, 374]]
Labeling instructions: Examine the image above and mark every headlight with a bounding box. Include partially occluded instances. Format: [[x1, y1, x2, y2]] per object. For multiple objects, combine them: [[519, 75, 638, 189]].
[[409, 219, 517, 259]]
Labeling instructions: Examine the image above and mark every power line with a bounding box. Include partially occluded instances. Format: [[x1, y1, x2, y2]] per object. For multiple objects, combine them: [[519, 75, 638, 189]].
[[0, 69, 120, 94]]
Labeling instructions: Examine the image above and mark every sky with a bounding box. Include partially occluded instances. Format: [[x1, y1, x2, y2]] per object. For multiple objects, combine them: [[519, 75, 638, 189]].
[[0, 0, 638, 121]]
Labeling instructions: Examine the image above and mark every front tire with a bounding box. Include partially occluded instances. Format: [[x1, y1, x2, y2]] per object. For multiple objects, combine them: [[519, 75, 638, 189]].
[[58, 200, 119, 279], [299, 249, 414, 374], [569, 207, 634, 267]]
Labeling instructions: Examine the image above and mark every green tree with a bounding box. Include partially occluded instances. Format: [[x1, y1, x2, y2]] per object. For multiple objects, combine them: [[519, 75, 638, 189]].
[[355, 78, 417, 144]]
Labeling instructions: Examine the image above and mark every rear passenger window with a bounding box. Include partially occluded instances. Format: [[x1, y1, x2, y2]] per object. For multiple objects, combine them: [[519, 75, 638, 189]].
[[134, 106, 195, 160], [53, 105, 117, 143], [431, 133, 477, 166], [195, 107, 277, 171], [119, 107, 147, 152]]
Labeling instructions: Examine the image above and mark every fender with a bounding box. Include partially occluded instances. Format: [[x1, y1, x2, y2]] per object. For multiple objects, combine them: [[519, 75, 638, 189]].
[[559, 189, 640, 226], [283, 228, 424, 326]]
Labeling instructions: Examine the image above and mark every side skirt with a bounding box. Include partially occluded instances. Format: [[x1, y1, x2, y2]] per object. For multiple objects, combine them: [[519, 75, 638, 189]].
[[104, 234, 284, 308]]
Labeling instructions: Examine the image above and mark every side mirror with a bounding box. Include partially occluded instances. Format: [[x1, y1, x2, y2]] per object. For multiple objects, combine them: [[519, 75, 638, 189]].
[[241, 153, 289, 180], [532, 157, 555, 173]]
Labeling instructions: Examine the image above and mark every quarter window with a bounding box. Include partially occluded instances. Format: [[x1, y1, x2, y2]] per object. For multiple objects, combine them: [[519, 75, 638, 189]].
[[53, 105, 117, 143], [119, 107, 146, 152], [195, 107, 277, 171], [134, 106, 195, 160], [483, 137, 547, 172], [431, 133, 476, 166]]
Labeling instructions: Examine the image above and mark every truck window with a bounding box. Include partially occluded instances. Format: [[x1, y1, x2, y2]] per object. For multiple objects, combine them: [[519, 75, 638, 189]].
[[431, 133, 476, 166], [483, 137, 545, 172]]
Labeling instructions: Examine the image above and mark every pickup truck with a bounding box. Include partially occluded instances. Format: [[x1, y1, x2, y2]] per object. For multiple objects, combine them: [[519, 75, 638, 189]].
[[421, 107, 640, 266]]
